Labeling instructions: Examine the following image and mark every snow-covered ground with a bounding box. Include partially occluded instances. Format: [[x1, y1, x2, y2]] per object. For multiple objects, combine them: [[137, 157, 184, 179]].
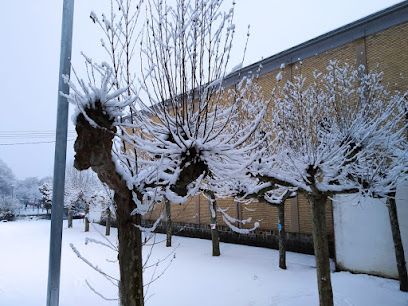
[[0, 219, 407, 306]]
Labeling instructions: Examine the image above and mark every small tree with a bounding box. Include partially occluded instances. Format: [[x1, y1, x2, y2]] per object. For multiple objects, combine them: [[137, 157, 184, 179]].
[[260, 188, 294, 270], [100, 183, 115, 236], [212, 172, 294, 268], [39, 182, 53, 216]]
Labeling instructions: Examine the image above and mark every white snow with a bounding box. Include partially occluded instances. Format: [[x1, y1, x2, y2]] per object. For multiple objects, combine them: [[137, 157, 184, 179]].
[[0, 219, 407, 305], [276, 71, 283, 81]]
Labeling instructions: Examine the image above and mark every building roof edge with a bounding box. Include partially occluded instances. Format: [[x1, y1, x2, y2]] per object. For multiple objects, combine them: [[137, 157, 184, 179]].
[[223, 1, 408, 87]]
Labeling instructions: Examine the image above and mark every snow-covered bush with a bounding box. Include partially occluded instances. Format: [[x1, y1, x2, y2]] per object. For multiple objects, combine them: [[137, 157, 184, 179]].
[[0, 197, 21, 221]]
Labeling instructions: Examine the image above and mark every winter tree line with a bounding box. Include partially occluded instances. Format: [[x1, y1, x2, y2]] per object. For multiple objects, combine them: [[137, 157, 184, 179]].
[[0, 158, 51, 220], [33, 0, 408, 305], [0, 158, 113, 229]]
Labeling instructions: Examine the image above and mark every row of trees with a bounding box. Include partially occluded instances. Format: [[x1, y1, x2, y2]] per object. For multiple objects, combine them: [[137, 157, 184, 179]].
[[0, 158, 52, 220], [40, 163, 114, 231], [64, 164, 115, 232], [0, 158, 112, 226], [64, 0, 408, 305], [0, 158, 48, 205]]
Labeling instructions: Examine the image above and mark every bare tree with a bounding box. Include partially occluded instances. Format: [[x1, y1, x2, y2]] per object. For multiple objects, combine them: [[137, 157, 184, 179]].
[[241, 62, 408, 305], [65, 0, 270, 304], [132, 0, 270, 198], [128, 0, 268, 257], [213, 172, 294, 269], [261, 188, 294, 270], [99, 183, 115, 236]]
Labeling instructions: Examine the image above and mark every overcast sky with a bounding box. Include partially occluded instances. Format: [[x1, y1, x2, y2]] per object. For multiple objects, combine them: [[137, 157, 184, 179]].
[[0, 0, 403, 180]]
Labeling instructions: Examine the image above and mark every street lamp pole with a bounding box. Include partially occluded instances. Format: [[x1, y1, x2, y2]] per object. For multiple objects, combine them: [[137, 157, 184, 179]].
[[46, 1, 74, 305]]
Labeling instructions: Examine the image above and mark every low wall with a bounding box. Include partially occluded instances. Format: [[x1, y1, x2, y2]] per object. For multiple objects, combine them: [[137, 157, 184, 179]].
[[333, 181, 408, 279]]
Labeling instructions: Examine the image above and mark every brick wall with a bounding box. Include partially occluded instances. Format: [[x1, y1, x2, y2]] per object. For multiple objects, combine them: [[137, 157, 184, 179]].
[[144, 194, 333, 235]]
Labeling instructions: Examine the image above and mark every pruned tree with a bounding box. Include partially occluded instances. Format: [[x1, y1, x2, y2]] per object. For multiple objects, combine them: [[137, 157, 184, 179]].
[[132, 0, 273, 260], [212, 171, 294, 268], [261, 188, 295, 270], [65, 0, 271, 304], [241, 62, 408, 305], [97, 183, 115, 236], [66, 1, 157, 304]]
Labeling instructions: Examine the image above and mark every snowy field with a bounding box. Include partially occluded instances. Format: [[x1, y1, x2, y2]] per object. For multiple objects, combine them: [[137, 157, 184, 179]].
[[0, 219, 407, 306]]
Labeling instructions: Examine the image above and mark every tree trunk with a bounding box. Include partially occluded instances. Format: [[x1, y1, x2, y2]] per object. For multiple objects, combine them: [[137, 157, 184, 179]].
[[165, 197, 172, 247], [105, 207, 111, 236], [278, 202, 287, 269], [68, 206, 73, 228], [307, 193, 333, 306], [116, 192, 144, 306], [85, 201, 90, 232], [208, 192, 220, 256], [73, 107, 144, 305], [387, 195, 408, 292]]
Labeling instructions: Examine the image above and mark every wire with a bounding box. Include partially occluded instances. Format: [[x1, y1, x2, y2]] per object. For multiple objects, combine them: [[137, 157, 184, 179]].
[[0, 130, 76, 133], [0, 139, 76, 146], [0, 131, 76, 137], [0, 130, 76, 146]]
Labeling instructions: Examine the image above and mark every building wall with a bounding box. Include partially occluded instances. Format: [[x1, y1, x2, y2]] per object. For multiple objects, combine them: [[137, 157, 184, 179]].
[[144, 194, 333, 235], [365, 21, 408, 91]]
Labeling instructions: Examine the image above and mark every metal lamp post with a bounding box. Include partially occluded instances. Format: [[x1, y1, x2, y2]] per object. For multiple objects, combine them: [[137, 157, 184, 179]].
[[46, 1, 74, 305]]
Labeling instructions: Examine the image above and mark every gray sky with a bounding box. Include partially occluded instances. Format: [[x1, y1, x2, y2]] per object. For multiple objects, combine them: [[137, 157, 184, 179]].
[[0, 0, 403, 180]]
